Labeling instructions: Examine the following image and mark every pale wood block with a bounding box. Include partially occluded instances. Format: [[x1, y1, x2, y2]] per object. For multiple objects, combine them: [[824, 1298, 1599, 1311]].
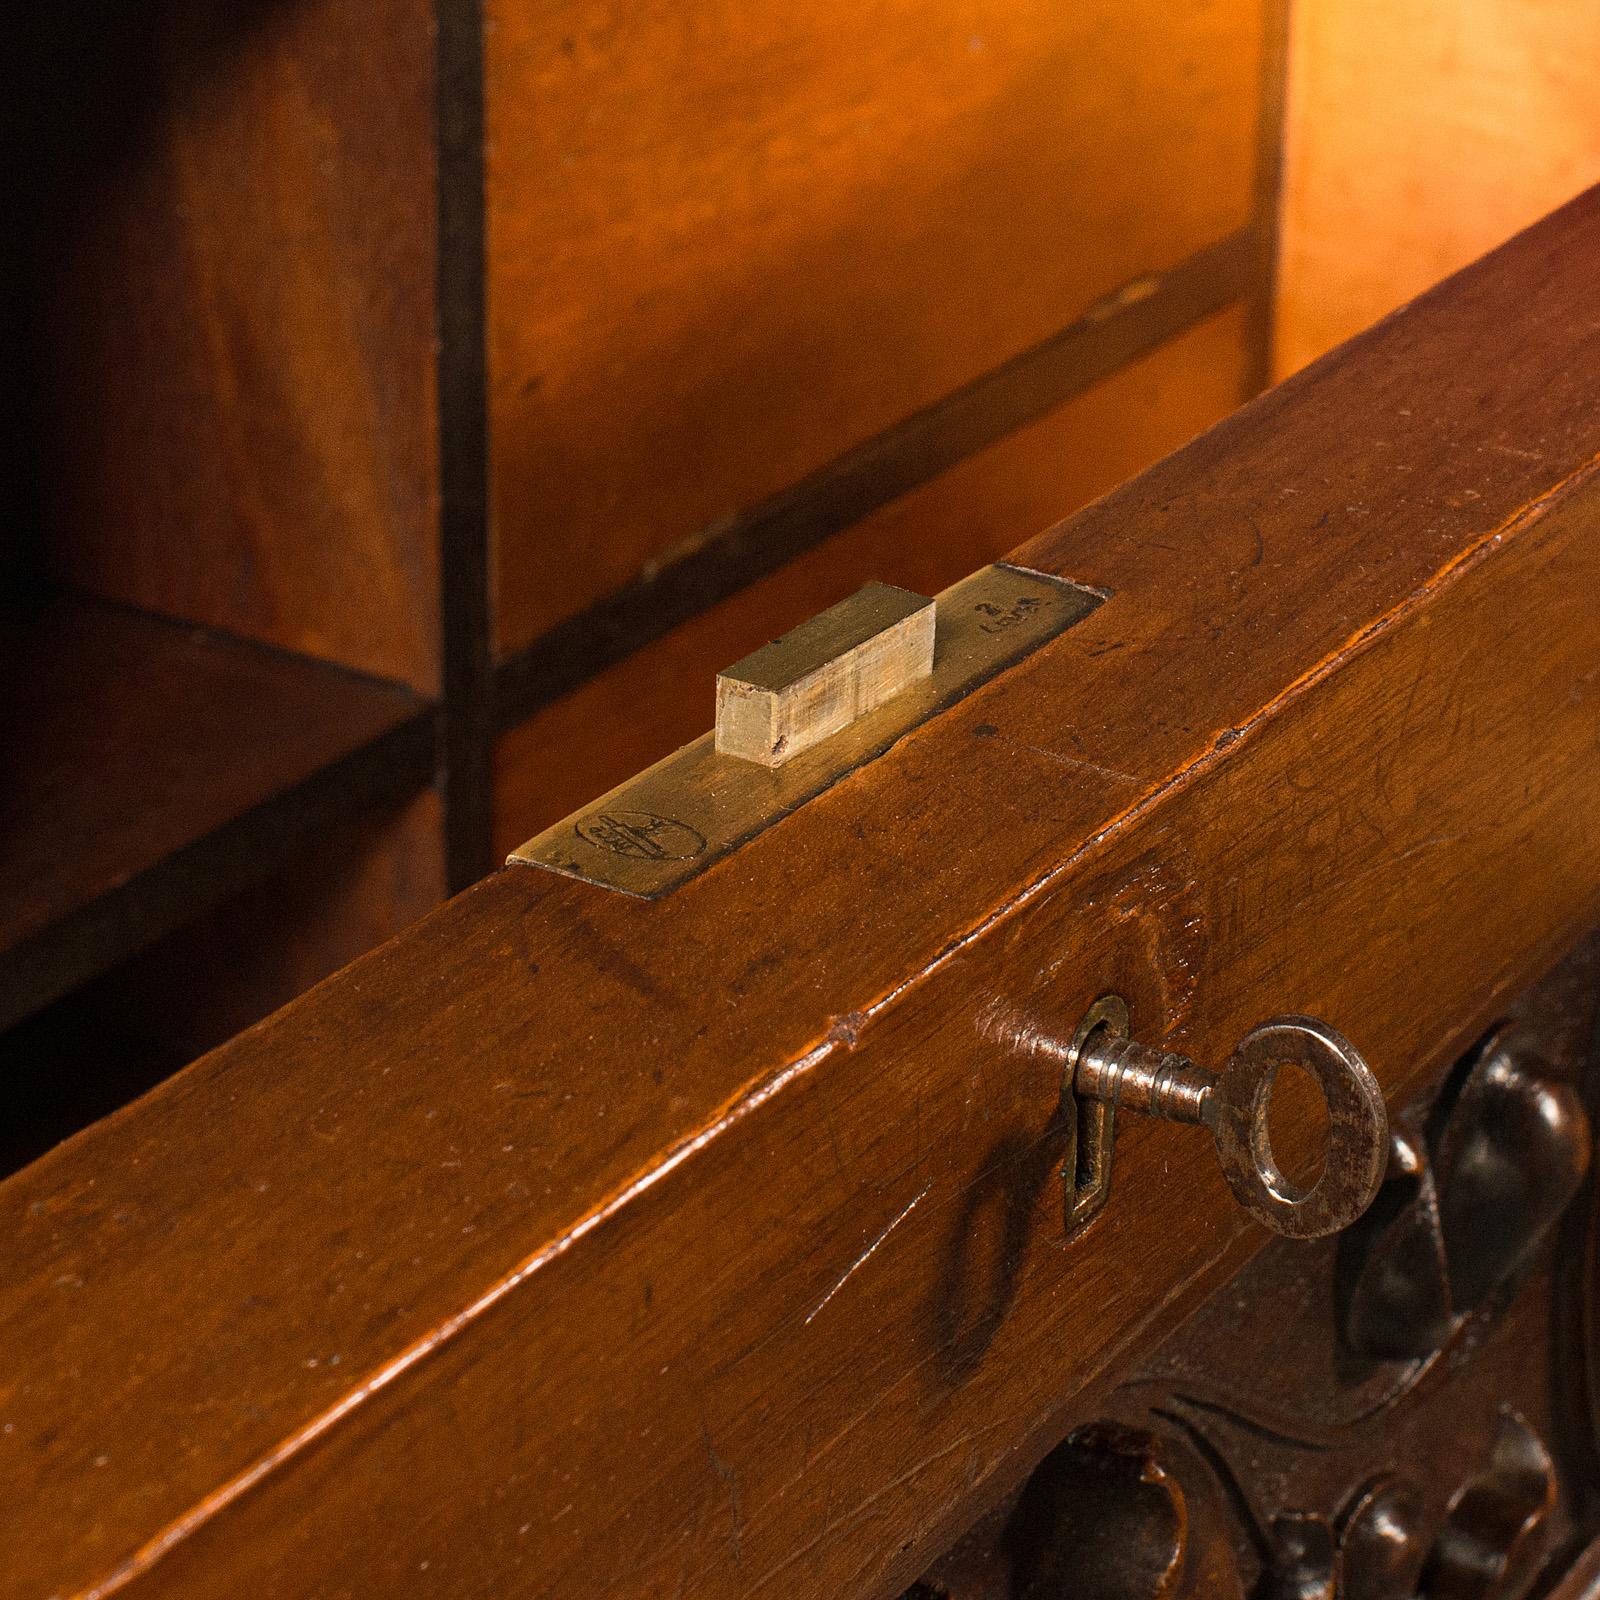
[[715, 583, 935, 767]]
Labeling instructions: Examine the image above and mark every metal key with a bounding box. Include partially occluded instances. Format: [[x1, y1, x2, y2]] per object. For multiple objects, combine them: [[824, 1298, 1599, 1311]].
[[1057, 995, 1388, 1240]]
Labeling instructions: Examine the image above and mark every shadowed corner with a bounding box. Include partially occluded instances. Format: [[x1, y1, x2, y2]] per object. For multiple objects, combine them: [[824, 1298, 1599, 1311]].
[[928, 1104, 1072, 1387], [4, 0, 296, 596]]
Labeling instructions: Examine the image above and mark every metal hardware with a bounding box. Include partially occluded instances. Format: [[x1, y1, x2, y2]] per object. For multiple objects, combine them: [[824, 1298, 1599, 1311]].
[[508, 563, 1105, 898], [715, 582, 935, 767], [1057, 996, 1388, 1239]]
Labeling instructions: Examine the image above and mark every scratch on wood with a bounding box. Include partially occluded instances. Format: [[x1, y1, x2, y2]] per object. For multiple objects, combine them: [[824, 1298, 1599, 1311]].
[[749, 1417, 1012, 1594], [983, 725, 1138, 784], [1393, 831, 1463, 863], [70, 1032, 838, 1600], [1017, 743, 1139, 784], [827, 1011, 866, 1048], [703, 1427, 745, 1568], [804, 1187, 930, 1326]]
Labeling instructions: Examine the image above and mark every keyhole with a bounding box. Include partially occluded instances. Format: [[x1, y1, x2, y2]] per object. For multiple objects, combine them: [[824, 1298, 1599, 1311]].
[[1262, 1062, 1331, 1193]]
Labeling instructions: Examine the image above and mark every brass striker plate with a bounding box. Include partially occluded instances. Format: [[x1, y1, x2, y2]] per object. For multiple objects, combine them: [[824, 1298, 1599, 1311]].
[[507, 562, 1106, 897]]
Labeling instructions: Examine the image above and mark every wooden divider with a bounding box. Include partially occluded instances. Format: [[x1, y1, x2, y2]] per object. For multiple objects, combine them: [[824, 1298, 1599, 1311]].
[[12, 0, 452, 1044], [36, 0, 442, 691]]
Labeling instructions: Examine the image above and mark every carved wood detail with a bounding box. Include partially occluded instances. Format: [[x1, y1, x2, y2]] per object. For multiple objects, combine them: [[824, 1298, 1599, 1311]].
[[905, 935, 1600, 1600]]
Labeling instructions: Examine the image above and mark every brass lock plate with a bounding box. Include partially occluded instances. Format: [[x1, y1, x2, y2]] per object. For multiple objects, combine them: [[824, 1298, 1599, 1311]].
[[508, 562, 1106, 898]]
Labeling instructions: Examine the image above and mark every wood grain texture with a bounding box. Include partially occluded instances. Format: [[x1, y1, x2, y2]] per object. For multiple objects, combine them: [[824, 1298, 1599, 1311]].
[[8, 192, 1600, 1599], [492, 304, 1250, 851], [1275, 0, 1600, 377], [485, 0, 1270, 656], [35, 0, 441, 689], [0, 595, 435, 1036]]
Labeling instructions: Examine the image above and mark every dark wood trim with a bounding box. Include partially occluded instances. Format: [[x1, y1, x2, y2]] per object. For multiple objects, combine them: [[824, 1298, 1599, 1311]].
[[1243, 0, 1294, 399], [492, 227, 1258, 731], [434, 0, 495, 890]]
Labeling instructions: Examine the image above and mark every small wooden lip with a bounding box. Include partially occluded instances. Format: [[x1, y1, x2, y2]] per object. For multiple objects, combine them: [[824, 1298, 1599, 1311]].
[[715, 583, 937, 768]]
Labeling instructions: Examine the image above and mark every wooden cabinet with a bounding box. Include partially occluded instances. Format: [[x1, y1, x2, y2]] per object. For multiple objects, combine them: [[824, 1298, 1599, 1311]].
[[11, 1, 1600, 1080], [5, 187, 1600, 1597]]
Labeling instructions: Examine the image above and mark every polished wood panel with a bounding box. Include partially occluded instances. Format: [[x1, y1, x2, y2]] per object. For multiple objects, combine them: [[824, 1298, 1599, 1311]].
[[0, 594, 434, 1035], [35, 0, 441, 690], [493, 304, 1250, 850], [1276, 0, 1600, 376], [486, 0, 1273, 656], [8, 190, 1600, 1600]]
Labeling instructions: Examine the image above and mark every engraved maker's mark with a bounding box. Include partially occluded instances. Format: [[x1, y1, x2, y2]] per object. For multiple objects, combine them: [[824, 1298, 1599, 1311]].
[[576, 811, 706, 862], [974, 593, 1048, 634]]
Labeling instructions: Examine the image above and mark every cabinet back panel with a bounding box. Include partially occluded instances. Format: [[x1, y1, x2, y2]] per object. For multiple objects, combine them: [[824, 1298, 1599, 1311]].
[[486, 0, 1272, 657], [35, 0, 441, 691]]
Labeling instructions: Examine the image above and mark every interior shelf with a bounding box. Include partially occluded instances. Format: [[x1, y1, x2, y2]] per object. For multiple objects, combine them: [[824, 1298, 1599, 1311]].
[[0, 592, 436, 1033]]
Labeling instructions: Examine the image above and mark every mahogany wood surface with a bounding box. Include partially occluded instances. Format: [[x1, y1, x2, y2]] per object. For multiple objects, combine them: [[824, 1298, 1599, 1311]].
[[6, 192, 1600, 1599], [485, 0, 1276, 657], [34, 0, 442, 692], [0, 595, 434, 1038], [8, 4, 457, 1033], [1276, 0, 1600, 378]]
